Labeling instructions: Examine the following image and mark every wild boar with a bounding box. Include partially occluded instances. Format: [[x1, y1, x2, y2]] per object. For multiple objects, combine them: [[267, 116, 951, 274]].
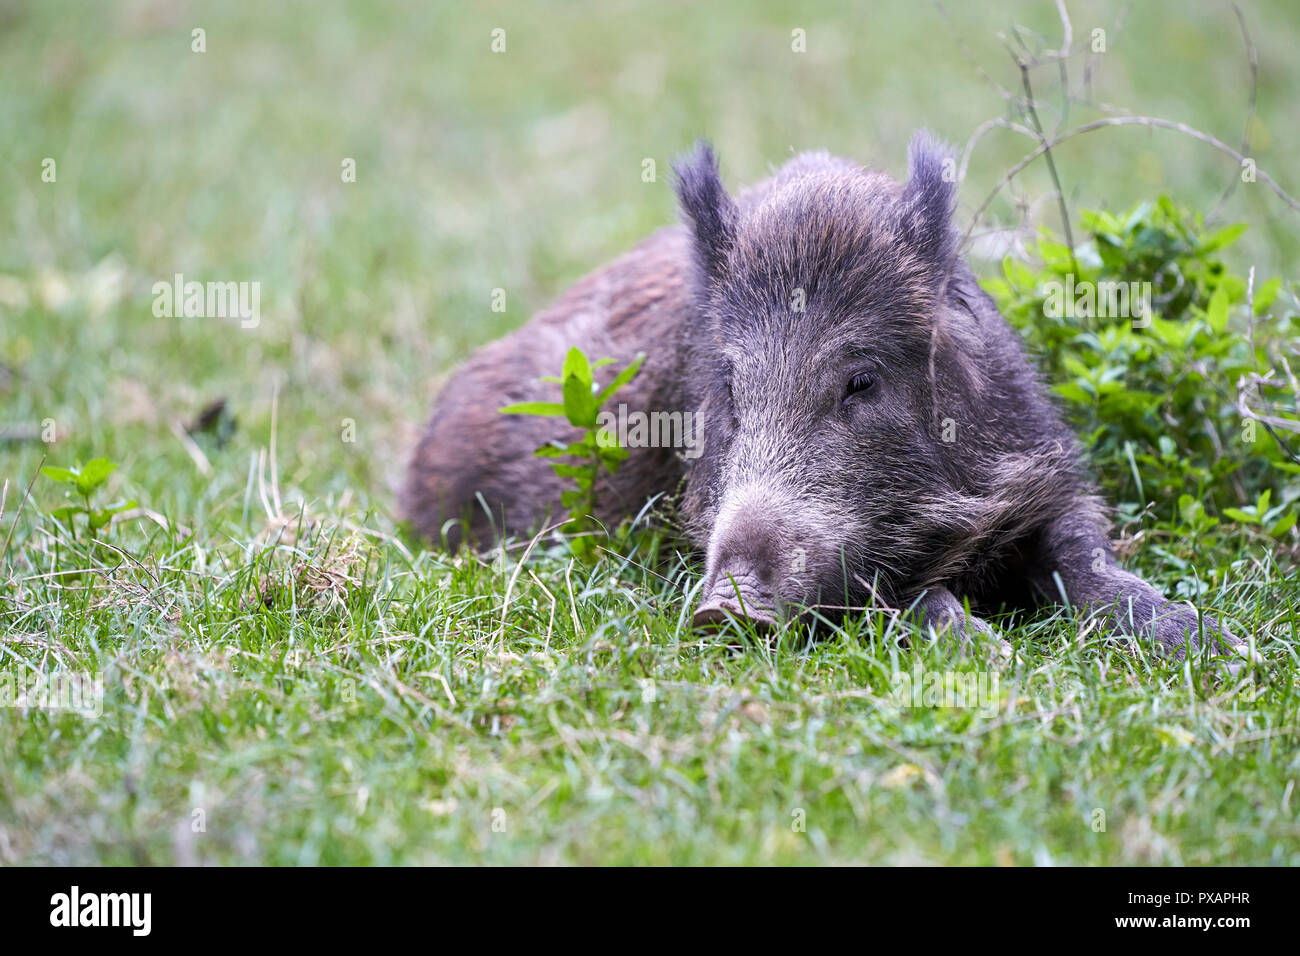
[[403, 134, 1246, 660]]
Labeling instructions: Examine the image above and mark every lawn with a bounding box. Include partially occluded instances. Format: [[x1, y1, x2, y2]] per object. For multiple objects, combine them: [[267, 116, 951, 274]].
[[1, 0, 1298, 864]]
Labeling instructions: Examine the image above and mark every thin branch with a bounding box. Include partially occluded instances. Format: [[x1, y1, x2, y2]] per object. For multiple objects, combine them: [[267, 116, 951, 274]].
[[961, 115, 1300, 252], [957, 116, 1039, 184], [1054, 0, 1073, 58], [1210, 2, 1258, 219], [1081, 0, 1135, 103], [1052, 0, 1073, 135], [933, 1, 1016, 102], [1016, 56, 1079, 274]]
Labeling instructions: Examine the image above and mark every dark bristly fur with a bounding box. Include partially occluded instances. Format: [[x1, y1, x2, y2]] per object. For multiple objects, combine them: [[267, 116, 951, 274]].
[[403, 133, 1246, 662]]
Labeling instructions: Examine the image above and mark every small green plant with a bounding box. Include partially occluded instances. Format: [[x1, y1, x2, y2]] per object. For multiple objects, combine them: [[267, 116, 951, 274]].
[[41, 457, 136, 539], [501, 346, 644, 559]]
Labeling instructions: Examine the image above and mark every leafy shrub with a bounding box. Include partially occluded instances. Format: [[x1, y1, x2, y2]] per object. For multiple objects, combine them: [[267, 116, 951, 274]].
[[984, 197, 1300, 548]]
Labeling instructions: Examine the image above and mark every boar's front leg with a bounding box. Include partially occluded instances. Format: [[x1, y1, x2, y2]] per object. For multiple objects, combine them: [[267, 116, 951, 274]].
[[911, 585, 993, 640], [1030, 510, 1245, 660]]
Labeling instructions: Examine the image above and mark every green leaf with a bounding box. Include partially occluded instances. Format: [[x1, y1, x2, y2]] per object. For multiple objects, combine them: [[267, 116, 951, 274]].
[[1269, 511, 1297, 538], [500, 401, 565, 417], [596, 353, 646, 404], [1124, 200, 1154, 232], [552, 464, 595, 490], [1204, 282, 1230, 334], [1036, 239, 1075, 270], [1052, 382, 1094, 404], [1081, 209, 1124, 234], [562, 372, 598, 428], [88, 499, 137, 530], [551, 463, 589, 479], [76, 457, 117, 494], [40, 466, 79, 484], [1002, 256, 1037, 290], [1253, 277, 1281, 314], [1199, 222, 1247, 253], [561, 347, 593, 387]]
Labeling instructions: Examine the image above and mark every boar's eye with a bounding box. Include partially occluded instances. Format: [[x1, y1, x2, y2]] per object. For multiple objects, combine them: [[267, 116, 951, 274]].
[[843, 372, 877, 404]]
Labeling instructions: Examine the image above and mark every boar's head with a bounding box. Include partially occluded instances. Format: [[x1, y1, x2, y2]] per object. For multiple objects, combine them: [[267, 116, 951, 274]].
[[674, 135, 996, 629]]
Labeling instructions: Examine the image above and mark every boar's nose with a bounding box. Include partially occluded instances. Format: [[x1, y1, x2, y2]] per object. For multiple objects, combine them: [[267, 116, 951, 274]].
[[692, 598, 777, 632], [692, 566, 779, 633], [693, 494, 789, 632]]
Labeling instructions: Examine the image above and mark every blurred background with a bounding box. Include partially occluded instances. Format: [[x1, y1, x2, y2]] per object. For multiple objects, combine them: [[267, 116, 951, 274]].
[[2, 0, 1298, 513]]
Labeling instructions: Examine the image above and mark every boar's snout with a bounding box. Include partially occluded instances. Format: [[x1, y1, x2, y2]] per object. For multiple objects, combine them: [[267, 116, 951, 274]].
[[692, 490, 794, 632], [693, 569, 779, 632]]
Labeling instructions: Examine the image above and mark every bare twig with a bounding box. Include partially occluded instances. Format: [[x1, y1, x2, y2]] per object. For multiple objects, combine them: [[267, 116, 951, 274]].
[[1053, 0, 1072, 58], [1052, 0, 1073, 134], [957, 116, 1038, 184], [91, 538, 171, 616], [1211, 2, 1258, 219], [1082, 0, 1134, 102], [1015, 55, 1079, 274], [168, 419, 213, 477], [962, 115, 1300, 253], [933, 1, 1016, 102]]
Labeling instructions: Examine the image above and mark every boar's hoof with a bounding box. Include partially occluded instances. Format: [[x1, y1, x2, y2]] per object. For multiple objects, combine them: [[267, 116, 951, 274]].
[[912, 586, 992, 642], [692, 599, 777, 633], [1093, 596, 1247, 664]]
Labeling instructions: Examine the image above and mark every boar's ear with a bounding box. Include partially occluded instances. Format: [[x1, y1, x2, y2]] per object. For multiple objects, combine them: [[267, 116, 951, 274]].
[[673, 141, 738, 281], [900, 131, 958, 270]]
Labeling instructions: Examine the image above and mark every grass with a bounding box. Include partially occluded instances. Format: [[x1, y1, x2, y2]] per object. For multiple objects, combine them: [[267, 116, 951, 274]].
[[2, 0, 1299, 864], [3, 515, 1298, 864]]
